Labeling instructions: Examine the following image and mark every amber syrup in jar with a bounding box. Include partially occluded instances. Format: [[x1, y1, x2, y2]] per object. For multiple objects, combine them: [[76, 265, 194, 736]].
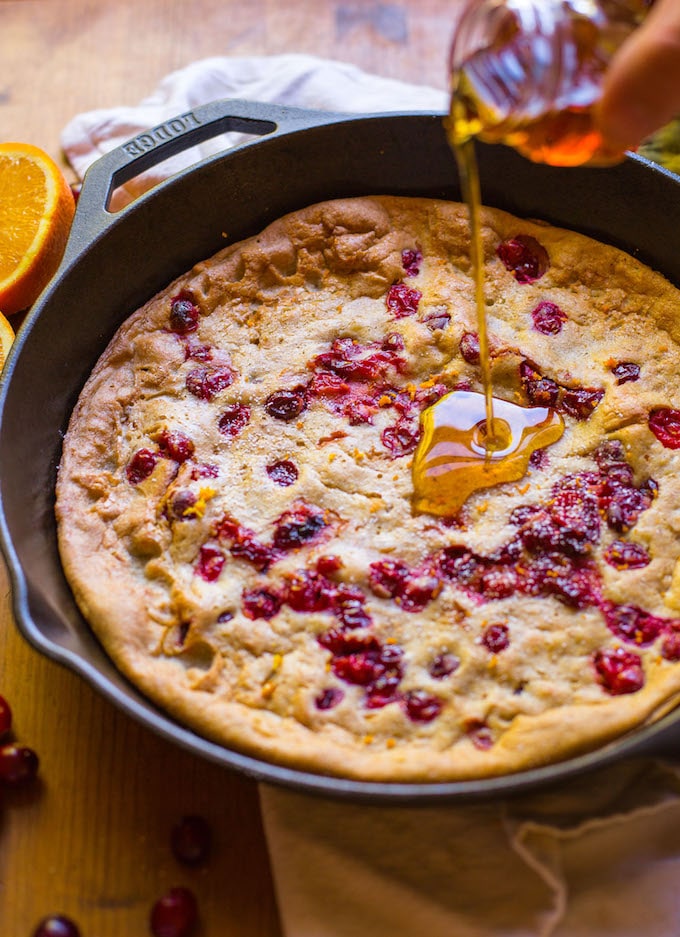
[[412, 1, 652, 515]]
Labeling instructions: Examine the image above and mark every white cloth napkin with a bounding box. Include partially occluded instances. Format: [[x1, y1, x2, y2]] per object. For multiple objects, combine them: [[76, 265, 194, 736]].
[[61, 54, 680, 937]]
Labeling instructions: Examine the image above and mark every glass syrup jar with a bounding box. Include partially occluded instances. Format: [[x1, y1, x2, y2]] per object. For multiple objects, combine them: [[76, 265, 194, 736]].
[[448, 0, 653, 166]]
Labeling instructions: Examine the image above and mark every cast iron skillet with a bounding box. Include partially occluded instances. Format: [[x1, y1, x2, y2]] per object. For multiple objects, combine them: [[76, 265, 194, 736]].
[[1, 99, 679, 803]]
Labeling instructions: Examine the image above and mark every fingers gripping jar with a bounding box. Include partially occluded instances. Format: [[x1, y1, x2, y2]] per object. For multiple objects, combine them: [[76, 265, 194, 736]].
[[448, 0, 652, 166]]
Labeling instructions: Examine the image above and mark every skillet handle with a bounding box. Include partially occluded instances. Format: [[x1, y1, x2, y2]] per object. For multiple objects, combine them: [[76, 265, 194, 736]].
[[62, 98, 345, 262]]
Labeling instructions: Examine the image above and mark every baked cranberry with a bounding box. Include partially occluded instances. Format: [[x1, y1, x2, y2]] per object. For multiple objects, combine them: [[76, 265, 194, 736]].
[[32, 917, 81, 937], [126, 448, 158, 485], [156, 429, 195, 463], [318, 630, 380, 656], [316, 554, 343, 576], [171, 490, 198, 520], [195, 543, 224, 582], [273, 503, 327, 550], [150, 886, 198, 937], [242, 588, 282, 620], [381, 419, 419, 457], [169, 292, 200, 334], [402, 690, 443, 723], [594, 439, 626, 468], [332, 653, 382, 686], [602, 603, 664, 646], [661, 625, 680, 661], [0, 743, 39, 785], [603, 540, 650, 569], [560, 387, 604, 420], [402, 248, 423, 277], [185, 365, 235, 401], [594, 647, 644, 695], [214, 515, 277, 571], [264, 388, 307, 421], [386, 282, 422, 318], [308, 372, 350, 398], [284, 570, 336, 612], [191, 463, 219, 480], [459, 331, 481, 363], [0, 694, 11, 738], [184, 341, 212, 362], [368, 560, 409, 598], [464, 718, 494, 750], [266, 459, 299, 486], [171, 815, 212, 866], [423, 310, 451, 331], [334, 586, 372, 628], [477, 565, 520, 599], [218, 403, 250, 438], [604, 485, 652, 533], [649, 408, 680, 448], [428, 653, 460, 678], [531, 300, 567, 334], [610, 362, 640, 384], [315, 687, 344, 710], [520, 362, 560, 407], [481, 623, 510, 653], [496, 235, 549, 283]]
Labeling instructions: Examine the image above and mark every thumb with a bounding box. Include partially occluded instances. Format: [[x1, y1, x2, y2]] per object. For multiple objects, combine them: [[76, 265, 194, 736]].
[[596, 0, 680, 152]]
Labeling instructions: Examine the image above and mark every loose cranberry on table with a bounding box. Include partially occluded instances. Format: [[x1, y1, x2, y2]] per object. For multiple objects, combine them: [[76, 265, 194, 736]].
[[171, 815, 212, 867], [0, 742, 39, 786], [0, 692, 12, 737], [150, 886, 198, 937], [32, 916, 81, 937]]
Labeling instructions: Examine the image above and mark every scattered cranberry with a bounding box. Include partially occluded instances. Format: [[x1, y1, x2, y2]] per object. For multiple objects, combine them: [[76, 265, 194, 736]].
[[531, 300, 567, 334], [603, 540, 650, 570], [185, 365, 235, 401], [0, 694, 11, 737], [459, 331, 481, 364], [520, 361, 560, 407], [315, 687, 344, 710], [610, 361, 640, 384], [32, 916, 81, 937], [266, 459, 299, 486], [401, 248, 423, 277], [0, 743, 39, 786], [126, 448, 158, 485], [649, 407, 680, 449], [264, 387, 307, 421], [156, 430, 195, 463], [171, 815, 212, 867], [217, 403, 250, 439], [481, 623, 510, 653], [593, 647, 644, 695], [150, 886, 198, 937], [169, 292, 200, 334], [386, 282, 421, 318], [496, 235, 549, 283], [195, 543, 224, 582]]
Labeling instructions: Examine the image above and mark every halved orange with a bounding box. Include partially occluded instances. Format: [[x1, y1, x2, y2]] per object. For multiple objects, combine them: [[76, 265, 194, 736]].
[[0, 142, 76, 315], [0, 311, 14, 372]]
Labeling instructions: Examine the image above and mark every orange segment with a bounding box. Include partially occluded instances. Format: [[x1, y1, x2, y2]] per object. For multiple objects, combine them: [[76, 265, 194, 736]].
[[0, 142, 76, 315]]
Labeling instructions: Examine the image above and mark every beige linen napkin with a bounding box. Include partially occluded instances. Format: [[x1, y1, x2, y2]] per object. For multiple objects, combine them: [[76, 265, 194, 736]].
[[61, 54, 680, 937]]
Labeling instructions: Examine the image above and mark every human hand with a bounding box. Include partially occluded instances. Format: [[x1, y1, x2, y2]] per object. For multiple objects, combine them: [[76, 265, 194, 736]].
[[597, 0, 680, 151]]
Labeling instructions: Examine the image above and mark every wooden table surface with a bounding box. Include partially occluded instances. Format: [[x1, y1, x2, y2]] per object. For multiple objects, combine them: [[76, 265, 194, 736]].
[[0, 1, 459, 933]]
